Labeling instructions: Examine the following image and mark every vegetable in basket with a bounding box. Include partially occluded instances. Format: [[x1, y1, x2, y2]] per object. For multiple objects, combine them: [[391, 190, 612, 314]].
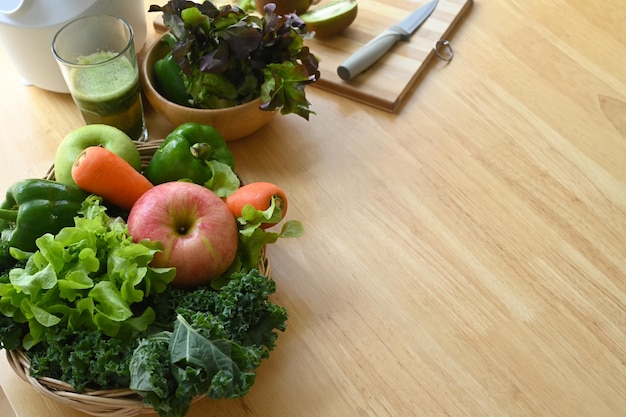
[[143, 122, 239, 197], [0, 239, 17, 275], [0, 195, 176, 350], [7, 268, 288, 417], [225, 181, 289, 229], [71, 146, 155, 211], [129, 269, 288, 417], [0, 179, 88, 252]]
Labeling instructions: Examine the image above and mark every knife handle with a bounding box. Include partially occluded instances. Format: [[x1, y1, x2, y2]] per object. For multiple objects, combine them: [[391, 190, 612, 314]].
[[337, 29, 403, 81]]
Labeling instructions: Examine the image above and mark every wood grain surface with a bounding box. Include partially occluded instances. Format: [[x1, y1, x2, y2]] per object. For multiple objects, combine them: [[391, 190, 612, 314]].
[[1, 1, 625, 417], [0, 386, 16, 417], [306, 0, 473, 111]]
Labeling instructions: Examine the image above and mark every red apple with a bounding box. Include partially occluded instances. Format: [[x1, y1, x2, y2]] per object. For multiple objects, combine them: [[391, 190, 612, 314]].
[[127, 181, 238, 288]]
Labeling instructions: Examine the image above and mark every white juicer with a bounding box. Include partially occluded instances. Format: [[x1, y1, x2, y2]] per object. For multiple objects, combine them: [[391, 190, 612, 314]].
[[0, 0, 147, 93]]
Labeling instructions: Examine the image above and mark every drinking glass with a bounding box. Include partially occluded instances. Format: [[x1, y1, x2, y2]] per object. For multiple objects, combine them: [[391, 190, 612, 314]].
[[52, 14, 148, 142]]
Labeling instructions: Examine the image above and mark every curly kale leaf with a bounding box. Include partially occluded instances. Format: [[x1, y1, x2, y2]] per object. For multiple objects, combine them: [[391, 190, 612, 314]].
[[210, 269, 287, 354], [131, 269, 288, 417], [0, 247, 27, 350], [149, 269, 288, 353], [0, 238, 18, 273], [129, 333, 195, 417], [0, 314, 26, 350], [130, 314, 258, 417], [27, 328, 137, 392]]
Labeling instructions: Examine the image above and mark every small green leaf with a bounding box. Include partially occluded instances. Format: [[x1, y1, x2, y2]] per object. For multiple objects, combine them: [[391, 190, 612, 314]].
[[279, 220, 304, 238], [143, 267, 177, 296], [9, 263, 57, 296], [27, 300, 62, 327], [77, 247, 100, 273], [89, 281, 132, 322], [204, 160, 240, 197], [58, 271, 94, 301], [93, 313, 121, 338]]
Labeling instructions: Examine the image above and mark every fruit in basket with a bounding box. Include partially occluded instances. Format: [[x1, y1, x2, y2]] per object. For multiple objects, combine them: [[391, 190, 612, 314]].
[[300, 0, 358, 38], [127, 181, 238, 288], [54, 124, 142, 187]]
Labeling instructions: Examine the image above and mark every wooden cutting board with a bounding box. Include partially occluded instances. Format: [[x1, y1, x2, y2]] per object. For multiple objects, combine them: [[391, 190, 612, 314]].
[[305, 0, 473, 111]]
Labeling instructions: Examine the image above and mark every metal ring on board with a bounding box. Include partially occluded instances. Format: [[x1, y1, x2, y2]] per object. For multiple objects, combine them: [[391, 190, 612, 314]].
[[434, 39, 454, 62]]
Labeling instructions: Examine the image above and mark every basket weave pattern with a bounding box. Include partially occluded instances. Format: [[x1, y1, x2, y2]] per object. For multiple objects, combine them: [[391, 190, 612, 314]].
[[6, 139, 272, 416]]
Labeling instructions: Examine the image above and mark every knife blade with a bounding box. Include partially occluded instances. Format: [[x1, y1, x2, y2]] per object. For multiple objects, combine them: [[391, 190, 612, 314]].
[[337, 0, 439, 81]]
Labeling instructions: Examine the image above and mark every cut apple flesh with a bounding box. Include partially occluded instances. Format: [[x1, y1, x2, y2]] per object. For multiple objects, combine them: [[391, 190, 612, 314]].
[[300, 0, 358, 38]]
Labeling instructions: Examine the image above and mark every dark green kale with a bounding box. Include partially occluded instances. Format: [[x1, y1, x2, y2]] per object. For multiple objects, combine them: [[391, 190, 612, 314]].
[[0, 238, 18, 275], [0, 314, 26, 351], [149, 269, 287, 354], [28, 329, 138, 392], [2, 267, 287, 417], [129, 333, 196, 417], [207, 268, 288, 355], [130, 269, 288, 417], [0, 248, 27, 350]]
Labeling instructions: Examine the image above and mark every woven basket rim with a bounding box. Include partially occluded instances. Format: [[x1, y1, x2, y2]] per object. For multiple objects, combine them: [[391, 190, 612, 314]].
[[9, 138, 272, 417]]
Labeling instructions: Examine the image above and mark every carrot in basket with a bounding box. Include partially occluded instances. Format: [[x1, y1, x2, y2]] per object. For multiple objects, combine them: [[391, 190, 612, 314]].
[[71, 146, 153, 211], [224, 182, 288, 229]]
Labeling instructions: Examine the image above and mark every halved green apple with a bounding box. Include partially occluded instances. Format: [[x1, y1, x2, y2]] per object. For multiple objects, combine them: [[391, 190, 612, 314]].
[[300, 0, 358, 38]]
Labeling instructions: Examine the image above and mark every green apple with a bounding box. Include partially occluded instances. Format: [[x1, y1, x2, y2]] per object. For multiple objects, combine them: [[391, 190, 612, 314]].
[[300, 0, 358, 38], [55, 124, 142, 186]]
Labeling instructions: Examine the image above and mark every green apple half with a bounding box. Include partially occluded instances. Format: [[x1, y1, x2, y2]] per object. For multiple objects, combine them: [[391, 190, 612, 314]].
[[55, 124, 142, 187], [300, 0, 358, 38]]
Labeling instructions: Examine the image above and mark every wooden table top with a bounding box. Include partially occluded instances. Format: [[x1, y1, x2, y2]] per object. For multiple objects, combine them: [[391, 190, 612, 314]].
[[1, 1, 625, 416]]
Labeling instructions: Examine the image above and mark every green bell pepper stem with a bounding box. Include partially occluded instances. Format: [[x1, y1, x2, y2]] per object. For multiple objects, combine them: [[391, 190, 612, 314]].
[[0, 179, 88, 252], [143, 122, 235, 185]]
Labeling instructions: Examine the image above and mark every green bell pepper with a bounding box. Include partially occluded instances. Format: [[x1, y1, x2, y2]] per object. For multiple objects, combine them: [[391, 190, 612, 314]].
[[143, 122, 236, 186], [0, 179, 88, 252], [154, 51, 191, 106]]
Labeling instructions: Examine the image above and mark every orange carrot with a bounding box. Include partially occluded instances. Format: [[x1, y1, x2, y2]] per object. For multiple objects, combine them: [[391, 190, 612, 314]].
[[225, 182, 288, 229], [71, 146, 153, 211]]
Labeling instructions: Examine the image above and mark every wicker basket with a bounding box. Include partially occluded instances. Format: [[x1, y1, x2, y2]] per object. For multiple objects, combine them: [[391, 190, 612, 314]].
[[6, 139, 272, 416]]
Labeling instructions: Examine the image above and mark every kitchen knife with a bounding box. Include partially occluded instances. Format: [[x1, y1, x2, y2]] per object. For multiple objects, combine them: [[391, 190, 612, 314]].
[[337, 0, 438, 81]]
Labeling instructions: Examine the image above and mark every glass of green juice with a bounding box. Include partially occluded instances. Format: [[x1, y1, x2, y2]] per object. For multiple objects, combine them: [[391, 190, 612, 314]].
[[52, 14, 148, 142]]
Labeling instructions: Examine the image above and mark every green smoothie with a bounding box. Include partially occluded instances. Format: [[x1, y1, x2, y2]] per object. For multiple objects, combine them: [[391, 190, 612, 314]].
[[70, 51, 145, 141]]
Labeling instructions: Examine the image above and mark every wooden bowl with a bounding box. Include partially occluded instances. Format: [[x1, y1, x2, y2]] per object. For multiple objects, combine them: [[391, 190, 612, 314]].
[[140, 37, 277, 141]]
